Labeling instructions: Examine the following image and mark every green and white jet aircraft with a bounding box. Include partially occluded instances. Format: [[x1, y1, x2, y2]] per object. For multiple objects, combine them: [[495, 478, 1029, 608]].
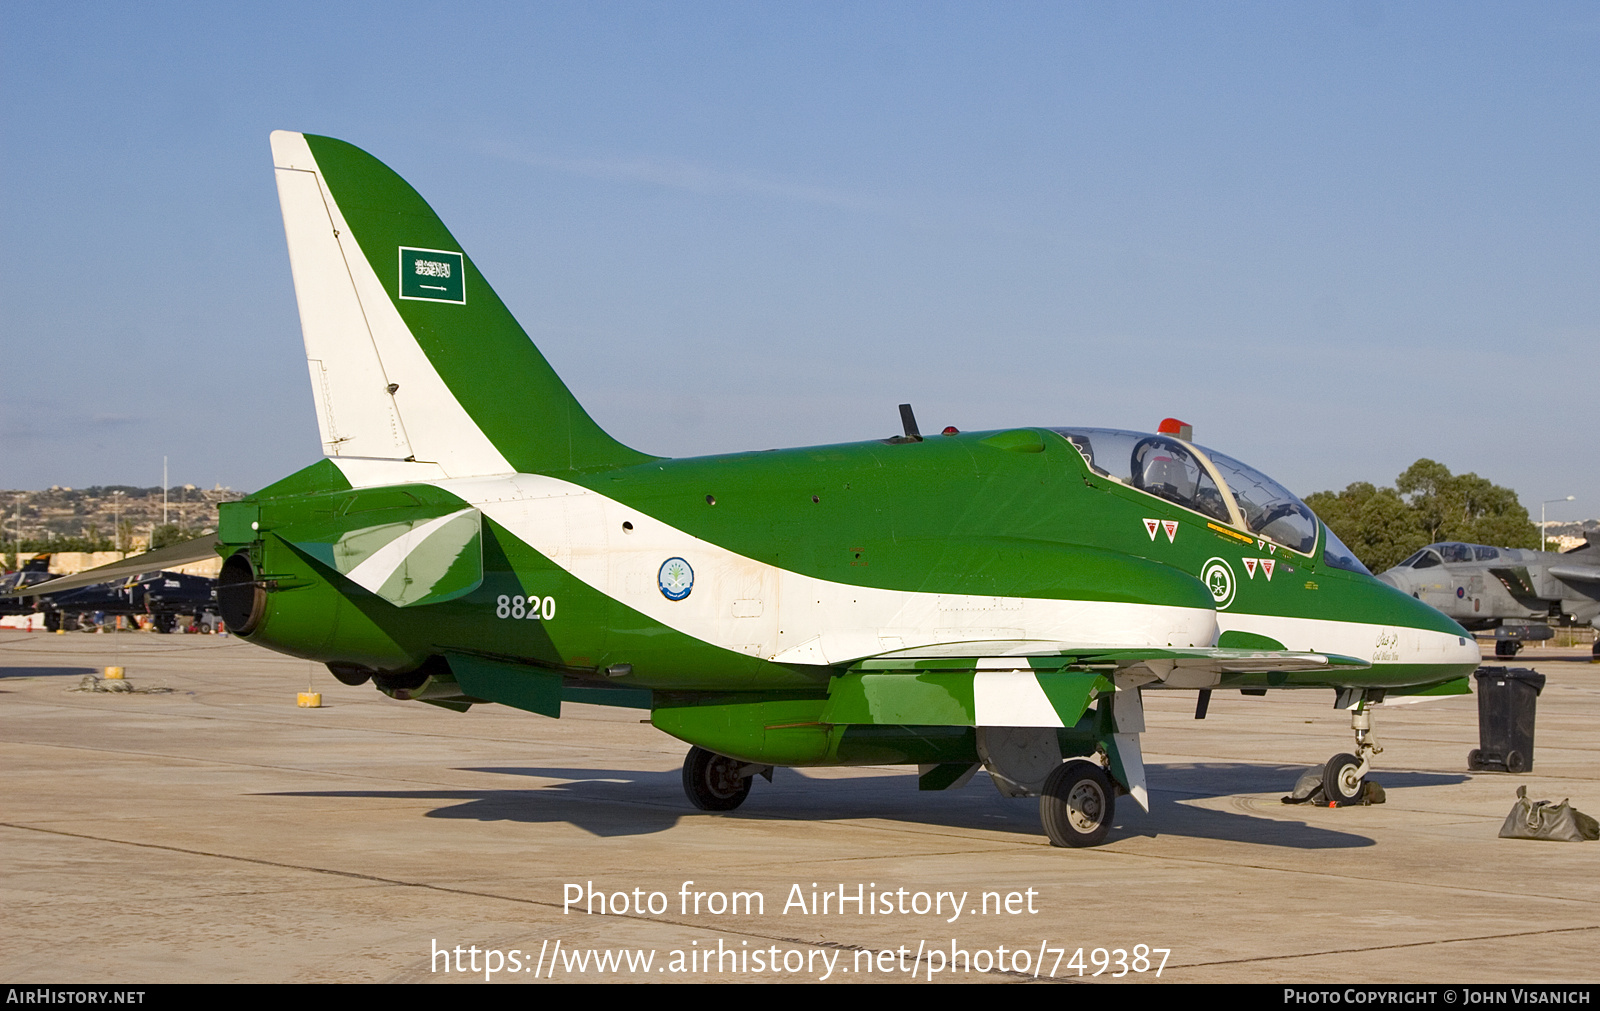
[[207, 132, 1482, 846]]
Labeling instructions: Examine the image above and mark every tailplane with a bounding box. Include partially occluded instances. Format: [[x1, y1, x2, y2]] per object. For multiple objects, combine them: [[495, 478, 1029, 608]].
[[271, 131, 653, 477]]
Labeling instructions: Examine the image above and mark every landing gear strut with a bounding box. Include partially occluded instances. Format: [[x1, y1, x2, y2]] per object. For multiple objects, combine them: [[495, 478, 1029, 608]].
[[681, 746, 770, 812], [1322, 695, 1382, 806]]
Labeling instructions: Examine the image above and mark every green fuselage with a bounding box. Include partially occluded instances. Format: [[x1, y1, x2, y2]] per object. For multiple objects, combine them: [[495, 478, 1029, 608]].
[[221, 425, 1473, 694]]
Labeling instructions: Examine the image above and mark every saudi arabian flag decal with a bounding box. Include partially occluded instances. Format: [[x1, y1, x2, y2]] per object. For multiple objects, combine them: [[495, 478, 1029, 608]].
[[399, 247, 466, 304]]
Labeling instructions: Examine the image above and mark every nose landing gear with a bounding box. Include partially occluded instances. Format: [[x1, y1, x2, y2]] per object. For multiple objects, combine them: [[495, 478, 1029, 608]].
[[1322, 695, 1382, 806]]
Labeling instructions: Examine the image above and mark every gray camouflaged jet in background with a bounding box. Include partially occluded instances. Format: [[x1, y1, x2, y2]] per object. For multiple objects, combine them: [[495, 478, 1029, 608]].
[[1376, 533, 1600, 658]]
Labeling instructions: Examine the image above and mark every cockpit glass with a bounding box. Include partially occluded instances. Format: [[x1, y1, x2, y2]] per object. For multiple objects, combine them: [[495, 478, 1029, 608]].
[[1473, 545, 1500, 561], [1052, 428, 1317, 552], [1322, 525, 1372, 575], [1053, 429, 1231, 522], [1433, 543, 1474, 563], [1129, 436, 1232, 522], [1411, 551, 1442, 569], [1052, 429, 1139, 481], [1202, 449, 1318, 554]]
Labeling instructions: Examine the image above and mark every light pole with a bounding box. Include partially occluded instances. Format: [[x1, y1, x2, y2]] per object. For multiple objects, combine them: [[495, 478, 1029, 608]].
[[1540, 496, 1575, 551]]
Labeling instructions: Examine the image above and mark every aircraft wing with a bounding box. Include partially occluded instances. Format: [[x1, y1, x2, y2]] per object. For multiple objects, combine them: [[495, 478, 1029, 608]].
[[855, 643, 1367, 675], [0, 536, 222, 598], [821, 645, 1368, 730]]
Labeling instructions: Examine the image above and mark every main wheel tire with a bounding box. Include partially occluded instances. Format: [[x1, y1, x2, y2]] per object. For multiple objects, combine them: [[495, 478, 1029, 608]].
[[1323, 753, 1364, 806], [1506, 750, 1527, 774], [1039, 761, 1115, 847], [1467, 748, 1482, 771], [682, 746, 752, 812], [1495, 640, 1521, 657]]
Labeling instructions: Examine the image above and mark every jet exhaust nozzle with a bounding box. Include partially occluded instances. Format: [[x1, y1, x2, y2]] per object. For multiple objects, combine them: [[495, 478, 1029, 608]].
[[216, 552, 267, 636]]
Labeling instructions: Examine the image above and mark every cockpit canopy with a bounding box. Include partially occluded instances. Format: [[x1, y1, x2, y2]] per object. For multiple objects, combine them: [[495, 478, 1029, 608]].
[[1051, 427, 1369, 575], [1399, 542, 1502, 569]]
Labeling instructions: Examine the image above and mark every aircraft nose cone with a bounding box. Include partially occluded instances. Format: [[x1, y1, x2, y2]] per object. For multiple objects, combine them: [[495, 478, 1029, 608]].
[[1375, 571, 1401, 590]]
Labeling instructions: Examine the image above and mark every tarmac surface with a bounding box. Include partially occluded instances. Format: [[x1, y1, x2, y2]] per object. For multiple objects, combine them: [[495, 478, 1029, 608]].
[[2, 630, 1596, 984]]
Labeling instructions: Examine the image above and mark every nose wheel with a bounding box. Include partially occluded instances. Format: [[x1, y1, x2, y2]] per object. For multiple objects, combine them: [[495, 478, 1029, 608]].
[[1322, 753, 1365, 805], [1322, 695, 1382, 806]]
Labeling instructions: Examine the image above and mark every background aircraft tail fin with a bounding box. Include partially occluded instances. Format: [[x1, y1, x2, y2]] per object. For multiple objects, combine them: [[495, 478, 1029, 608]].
[[270, 131, 653, 477]]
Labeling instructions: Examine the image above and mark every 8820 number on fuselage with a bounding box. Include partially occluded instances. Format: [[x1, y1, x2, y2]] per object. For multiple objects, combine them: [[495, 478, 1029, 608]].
[[497, 594, 555, 621]]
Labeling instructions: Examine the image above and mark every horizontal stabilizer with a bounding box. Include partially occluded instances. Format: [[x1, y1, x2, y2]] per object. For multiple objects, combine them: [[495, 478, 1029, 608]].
[[1, 537, 222, 598]]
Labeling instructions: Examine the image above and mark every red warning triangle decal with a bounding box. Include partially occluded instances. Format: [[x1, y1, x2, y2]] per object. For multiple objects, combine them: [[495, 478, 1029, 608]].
[[1143, 519, 1159, 540], [1243, 557, 1258, 578], [1162, 520, 1178, 542], [1262, 559, 1275, 581]]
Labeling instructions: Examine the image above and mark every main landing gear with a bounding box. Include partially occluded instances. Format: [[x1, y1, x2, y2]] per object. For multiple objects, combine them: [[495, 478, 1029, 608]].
[[1039, 761, 1115, 848], [1322, 694, 1382, 806], [681, 746, 772, 812], [1495, 639, 1522, 658]]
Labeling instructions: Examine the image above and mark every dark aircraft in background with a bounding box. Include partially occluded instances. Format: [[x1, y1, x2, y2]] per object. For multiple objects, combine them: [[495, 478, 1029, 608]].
[[32, 570, 217, 633], [1377, 533, 1600, 658], [0, 555, 58, 617]]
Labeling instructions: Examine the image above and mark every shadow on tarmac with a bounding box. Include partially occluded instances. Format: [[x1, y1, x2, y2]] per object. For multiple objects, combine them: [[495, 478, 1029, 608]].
[[262, 759, 1432, 848], [0, 665, 100, 679]]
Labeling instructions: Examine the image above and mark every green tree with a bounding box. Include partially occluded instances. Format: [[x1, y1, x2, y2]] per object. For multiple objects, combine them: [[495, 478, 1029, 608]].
[[1395, 460, 1536, 549], [1304, 482, 1425, 574], [1305, 461, 1536, 573], [151, 524, 185, 549]]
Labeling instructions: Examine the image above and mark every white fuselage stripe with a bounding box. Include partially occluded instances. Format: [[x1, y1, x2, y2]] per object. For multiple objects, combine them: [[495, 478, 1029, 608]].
[[1217, 612, 1477, 669], [329, 460, 1477, 671]]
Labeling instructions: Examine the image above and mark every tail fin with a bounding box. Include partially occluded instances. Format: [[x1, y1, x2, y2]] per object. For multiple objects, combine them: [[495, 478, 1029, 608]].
[[270, 131, 653, 477]]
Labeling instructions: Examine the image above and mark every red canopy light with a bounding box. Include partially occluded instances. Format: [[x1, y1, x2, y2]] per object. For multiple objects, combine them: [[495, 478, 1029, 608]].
[[1157, 418, 1193, 441]]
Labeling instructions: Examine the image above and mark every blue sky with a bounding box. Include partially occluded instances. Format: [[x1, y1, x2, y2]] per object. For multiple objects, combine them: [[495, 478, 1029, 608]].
[[3, 2, 1595, 527]]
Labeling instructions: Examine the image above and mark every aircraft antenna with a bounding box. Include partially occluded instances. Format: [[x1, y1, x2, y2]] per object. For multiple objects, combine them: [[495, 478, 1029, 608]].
[[898, 404, 923, 443]]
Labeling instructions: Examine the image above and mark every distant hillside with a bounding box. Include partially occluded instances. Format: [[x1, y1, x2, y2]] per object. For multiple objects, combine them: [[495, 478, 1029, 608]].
[[1, 485, 243, 562], [1544, 518, 1599, 552], [1544, 519, 1599, 536]]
